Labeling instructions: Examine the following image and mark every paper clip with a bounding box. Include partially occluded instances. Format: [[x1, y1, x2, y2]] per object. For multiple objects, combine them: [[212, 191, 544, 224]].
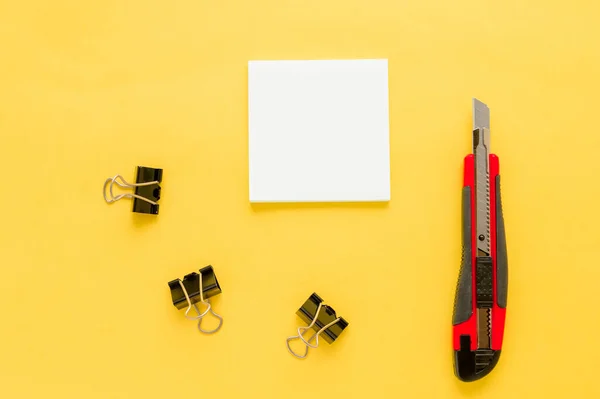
[[103, 166, 162, 214], [286, 293, 348, 359], [168, 266, 223, 334]]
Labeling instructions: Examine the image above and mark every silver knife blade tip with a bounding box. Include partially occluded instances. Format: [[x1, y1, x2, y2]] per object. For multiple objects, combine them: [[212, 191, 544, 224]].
[[472, 98, 490, 130]]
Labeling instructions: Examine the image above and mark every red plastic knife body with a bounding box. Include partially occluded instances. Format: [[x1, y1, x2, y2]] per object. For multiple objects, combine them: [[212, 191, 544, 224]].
[[453, 153, 508, 381]]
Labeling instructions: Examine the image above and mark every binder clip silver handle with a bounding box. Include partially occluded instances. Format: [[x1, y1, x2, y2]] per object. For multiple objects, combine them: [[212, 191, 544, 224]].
[[103, 174, 159, 205], [286, 302, 340, 359], [177, 274, 223, 335]]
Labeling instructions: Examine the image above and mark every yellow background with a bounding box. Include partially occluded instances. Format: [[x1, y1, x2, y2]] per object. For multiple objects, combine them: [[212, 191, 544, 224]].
[[1, 0, 599, 397]]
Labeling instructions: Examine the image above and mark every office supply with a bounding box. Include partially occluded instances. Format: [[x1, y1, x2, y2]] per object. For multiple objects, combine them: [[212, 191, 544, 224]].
[[452, 99, 508, 381], [248, 59, 390, 203], [168, 266, 223, 334], [103, 166, 162, 214], [286, 293, 348, 358]]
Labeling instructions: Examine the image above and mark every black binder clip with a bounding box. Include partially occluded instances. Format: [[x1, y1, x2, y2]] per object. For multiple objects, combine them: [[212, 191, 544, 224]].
[[168, 265, 223, 334], [286, 293, 349, 358], [103, 166, 162, 214]]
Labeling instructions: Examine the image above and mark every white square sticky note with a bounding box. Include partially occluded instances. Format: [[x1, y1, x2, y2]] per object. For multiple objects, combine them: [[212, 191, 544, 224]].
[[248, 59, 390, 203]]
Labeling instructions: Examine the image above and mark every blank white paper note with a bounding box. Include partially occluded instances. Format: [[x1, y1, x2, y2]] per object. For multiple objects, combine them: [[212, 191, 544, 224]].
[[248, 59, 390, 203]]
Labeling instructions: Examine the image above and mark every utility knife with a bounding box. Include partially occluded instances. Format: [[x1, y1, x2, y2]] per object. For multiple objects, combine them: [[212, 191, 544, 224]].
[[453, 99, 508, 382]]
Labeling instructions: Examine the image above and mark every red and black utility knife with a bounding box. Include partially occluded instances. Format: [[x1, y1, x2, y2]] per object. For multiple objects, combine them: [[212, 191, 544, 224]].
[[453, 99, 508, 382]]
